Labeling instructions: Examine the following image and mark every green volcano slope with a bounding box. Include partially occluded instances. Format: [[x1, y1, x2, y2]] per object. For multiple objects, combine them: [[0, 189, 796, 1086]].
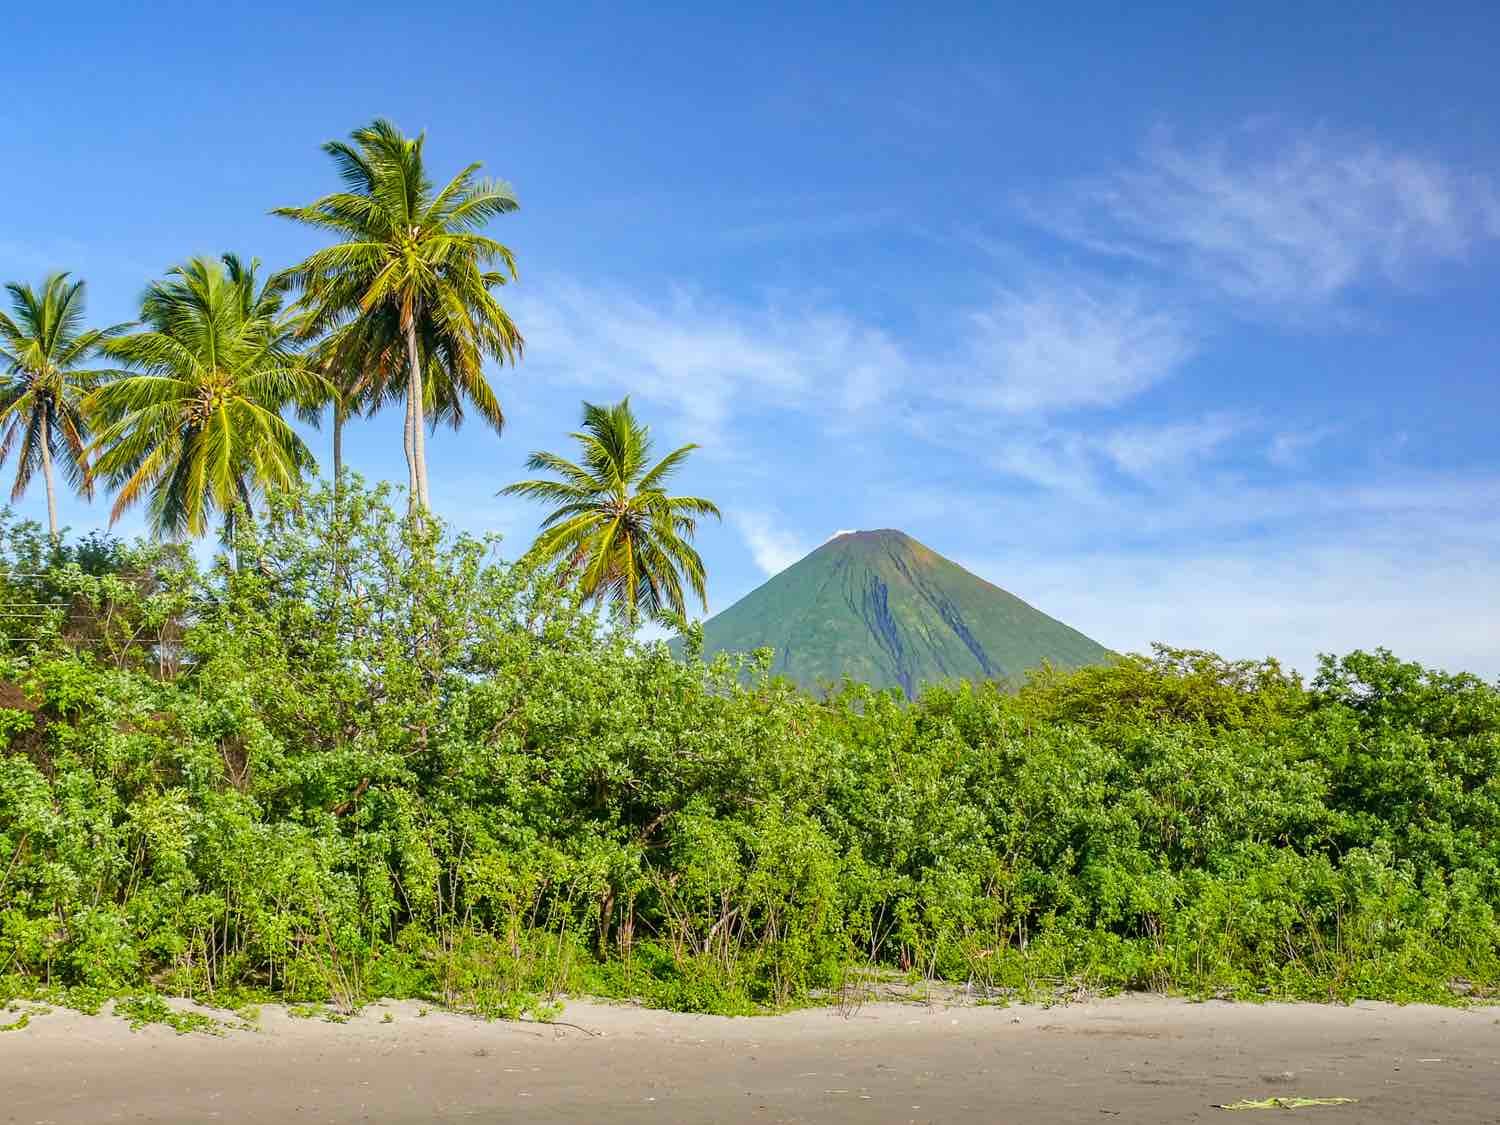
[[690, 529, 1110, 697]]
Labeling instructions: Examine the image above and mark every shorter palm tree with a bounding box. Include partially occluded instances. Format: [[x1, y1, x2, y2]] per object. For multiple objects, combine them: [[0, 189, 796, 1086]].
[[502, 398, 720, 626], [89, 255, 325, 539], [0, 274, 126, 540], [303, 321, 376, 485]]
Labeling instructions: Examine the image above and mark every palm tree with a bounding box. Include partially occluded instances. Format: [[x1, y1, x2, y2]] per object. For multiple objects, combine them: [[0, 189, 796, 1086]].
[[502, 398, 720, 626], [0, 274, 126, 540], [88, 255, 324, 538], [274, 118, 522, 511]]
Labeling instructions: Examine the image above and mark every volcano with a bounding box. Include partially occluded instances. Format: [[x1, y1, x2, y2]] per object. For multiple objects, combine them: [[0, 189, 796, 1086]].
[[690, 529, 1110, 697]]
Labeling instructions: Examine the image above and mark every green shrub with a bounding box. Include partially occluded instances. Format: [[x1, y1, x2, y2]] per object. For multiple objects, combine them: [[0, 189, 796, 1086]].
[[0, 481, 1495, 1015]]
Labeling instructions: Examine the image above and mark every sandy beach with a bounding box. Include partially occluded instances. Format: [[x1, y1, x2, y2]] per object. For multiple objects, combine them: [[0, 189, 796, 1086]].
[[3, 996, 1497, 1124]]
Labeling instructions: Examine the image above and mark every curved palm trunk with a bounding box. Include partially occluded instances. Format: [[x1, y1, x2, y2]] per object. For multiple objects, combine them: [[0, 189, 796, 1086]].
[[403, 319, 430, 511], [39, 414, 58, 543]]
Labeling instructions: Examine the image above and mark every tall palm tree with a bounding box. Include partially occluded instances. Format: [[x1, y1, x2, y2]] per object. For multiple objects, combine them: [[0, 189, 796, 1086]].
[[502, 398, 720, 626], [0, 274, 125, 540], [274, 118, 522, 511], [88, 255, 324, 539]]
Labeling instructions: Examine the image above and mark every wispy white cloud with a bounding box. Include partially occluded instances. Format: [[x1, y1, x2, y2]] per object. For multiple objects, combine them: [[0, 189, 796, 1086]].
[[973, 538, 1500, 681], [981, 426, 1103, 497], [1101, 413, 1244, 477], [511, 273, 1201, 442], [901, 411, 1247, 497], [1030, 125, 1500, 311], [734, 510, 811, 576], [930, 467, 1500, 678], [1267, 424, 1340, 469], [927, 467, 1500, 553], [508, 281, 907, 440], [958, 281, 1196, 412]]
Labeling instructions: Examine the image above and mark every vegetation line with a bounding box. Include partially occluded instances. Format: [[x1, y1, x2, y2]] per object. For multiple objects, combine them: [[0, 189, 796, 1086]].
[[0, 482, 1495, 1019]]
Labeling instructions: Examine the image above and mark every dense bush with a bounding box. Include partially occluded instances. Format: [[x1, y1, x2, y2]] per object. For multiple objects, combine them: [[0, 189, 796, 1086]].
[[1, 482, 1496, 1015]]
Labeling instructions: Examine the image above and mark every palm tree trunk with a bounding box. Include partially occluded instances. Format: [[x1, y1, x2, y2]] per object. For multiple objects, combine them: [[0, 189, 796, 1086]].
[[402, 380, 417, 503], [329, 398, 349, 595], [403, 319, 430, 510], [39, 415, 59, 543], [332, 400, 344, 484]]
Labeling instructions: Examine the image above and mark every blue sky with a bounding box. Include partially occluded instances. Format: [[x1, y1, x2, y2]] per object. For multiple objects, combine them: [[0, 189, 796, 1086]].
[[7, 2, 1500, 677]]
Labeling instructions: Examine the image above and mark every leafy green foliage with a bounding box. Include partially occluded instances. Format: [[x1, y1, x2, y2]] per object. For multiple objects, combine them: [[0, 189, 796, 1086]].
[[0, 481, 1495, 1017], [115, 994, 227, 1035], [503, 397, 720, 626]]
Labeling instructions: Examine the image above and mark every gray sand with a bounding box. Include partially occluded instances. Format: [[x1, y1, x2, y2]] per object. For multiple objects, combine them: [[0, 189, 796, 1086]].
[[3, 996, 1498, 1123]]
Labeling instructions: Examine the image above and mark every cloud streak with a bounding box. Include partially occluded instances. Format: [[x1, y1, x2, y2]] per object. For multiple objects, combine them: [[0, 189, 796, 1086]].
[[734, 511, 811, 576], [974, 538, 1500, 681], [1029, 124, 1500, 311], [1101, 413, 1244, 477], [513, 272, 1200, 440], [1267, 424, 1340, 470], [509, 282, 906, 440], [960, 282, 1196, 412], [926, 465, 1500, 677]]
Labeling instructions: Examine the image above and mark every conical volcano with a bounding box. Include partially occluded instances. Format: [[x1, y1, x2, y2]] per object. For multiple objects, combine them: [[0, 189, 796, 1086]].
[[693, 530, 1109, 696]]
